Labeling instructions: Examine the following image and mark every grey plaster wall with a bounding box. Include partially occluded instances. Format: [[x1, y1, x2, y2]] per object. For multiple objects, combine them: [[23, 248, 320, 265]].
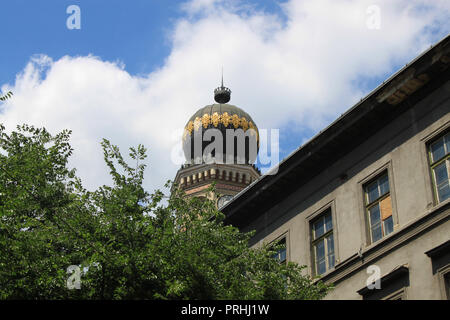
[[247, 80, 450, 299]]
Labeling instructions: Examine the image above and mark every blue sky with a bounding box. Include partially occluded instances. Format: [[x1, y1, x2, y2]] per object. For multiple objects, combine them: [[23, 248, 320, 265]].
[[0, 0, 177, 84], [1, 0, 449, 192], [0, 0, 287, 86], [0, 0, 299, 160]]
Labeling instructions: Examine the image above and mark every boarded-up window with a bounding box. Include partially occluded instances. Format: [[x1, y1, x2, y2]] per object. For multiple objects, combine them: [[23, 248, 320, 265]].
[[380, 195, 392, 220], [429, 131, 450, 203], [365, 172, 394, 243]]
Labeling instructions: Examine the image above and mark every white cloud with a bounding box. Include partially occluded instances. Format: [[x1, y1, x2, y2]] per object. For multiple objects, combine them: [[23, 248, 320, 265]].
[[1, 0, 449, 194]]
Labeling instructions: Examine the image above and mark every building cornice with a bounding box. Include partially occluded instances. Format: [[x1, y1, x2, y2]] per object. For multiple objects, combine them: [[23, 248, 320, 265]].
[[222, 34, 450, 228]]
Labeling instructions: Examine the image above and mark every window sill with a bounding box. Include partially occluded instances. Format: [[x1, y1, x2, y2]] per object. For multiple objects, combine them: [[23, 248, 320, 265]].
[[319, 200, 450, 285], [364, 197, 450, 251]]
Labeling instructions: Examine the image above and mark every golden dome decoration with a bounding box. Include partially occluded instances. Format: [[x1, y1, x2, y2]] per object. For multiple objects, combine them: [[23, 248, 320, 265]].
[[183, 111, 258, 137], [182, 79, 260, 164], [186, 121, 194, 134], [240, 117, 248, 131], [211, 112, 221, 127], [221, 112, 231, 127], [231, 114, 240, 129], [202, 113, 211, 128], [193, 117, 202, 131]]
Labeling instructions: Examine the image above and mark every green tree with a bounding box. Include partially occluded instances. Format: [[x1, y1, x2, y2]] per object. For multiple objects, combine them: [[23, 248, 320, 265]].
[[0, 124, 332, 299]]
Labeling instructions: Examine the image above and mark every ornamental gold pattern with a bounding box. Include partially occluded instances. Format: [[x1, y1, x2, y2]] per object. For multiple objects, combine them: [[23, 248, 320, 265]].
[[183, 112, 259, 141], [202, 113, 211, 128], [193, 117, 202, 131], [222, 112, 231, 127], [240, 117, 248, 131], [231, 114, 240, 129], [211, 112, 221, 127], [186, 121, 194, 134]]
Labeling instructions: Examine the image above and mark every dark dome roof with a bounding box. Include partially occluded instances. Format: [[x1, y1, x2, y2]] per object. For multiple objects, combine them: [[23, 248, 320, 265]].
[[182, 103, 259, 164]]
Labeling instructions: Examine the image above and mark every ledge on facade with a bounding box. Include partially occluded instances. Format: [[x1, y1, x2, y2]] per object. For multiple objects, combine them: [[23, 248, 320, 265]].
[[319, 200, 449, 285], [356, 264, 409, 297], [425, 239, 450, 258], [425, 238, 450, 275], [180, 162, 260, 173]]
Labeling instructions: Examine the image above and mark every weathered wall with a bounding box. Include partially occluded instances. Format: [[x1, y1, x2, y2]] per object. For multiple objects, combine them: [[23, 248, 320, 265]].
[[247, 80, 450, 299]]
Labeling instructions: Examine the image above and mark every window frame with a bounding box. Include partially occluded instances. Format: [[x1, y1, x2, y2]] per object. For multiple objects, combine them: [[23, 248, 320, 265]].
[[381, 287, 408, 300], [310, 208, 335, 276], [427, 130, 450, 204], [363, 170, 395, 244], [437, 264, 450, 300], [273, 237, 287, 264], [444, 271, 450, 300], [269, 231, 289, 265]]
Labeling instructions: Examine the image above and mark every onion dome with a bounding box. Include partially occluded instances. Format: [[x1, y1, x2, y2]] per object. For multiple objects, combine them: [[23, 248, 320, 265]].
[[182, 83, 259, 165]]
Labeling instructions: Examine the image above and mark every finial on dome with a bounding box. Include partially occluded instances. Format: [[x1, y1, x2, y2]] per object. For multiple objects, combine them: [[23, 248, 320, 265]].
[[214, 68, 231, 104]]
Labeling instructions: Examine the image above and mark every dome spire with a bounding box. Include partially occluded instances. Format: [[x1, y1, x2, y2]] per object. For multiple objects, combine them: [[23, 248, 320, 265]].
[[214, 68, 231, 104]]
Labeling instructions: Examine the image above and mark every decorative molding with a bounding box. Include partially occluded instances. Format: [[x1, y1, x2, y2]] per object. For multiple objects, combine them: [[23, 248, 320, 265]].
[[436, 264, 450, 300], [425, 239, 450, 258], [357, 264, 409, 297], [185, 184, 211, 195], [215, 183, 245, 192]]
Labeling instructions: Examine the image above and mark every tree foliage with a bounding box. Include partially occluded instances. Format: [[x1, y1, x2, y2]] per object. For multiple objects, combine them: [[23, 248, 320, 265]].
[[0, 124, 332, 299]]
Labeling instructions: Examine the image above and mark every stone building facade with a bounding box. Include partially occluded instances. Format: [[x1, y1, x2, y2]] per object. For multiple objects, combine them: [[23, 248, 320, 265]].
[[221, 35, 450, 300]]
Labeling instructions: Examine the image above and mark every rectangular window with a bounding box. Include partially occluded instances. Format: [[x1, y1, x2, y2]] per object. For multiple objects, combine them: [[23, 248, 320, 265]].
[[429, 131, 450, 203], [272, 237, 287, 264], [311, 210, 335, 275], [364, 172, 394, 243]]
